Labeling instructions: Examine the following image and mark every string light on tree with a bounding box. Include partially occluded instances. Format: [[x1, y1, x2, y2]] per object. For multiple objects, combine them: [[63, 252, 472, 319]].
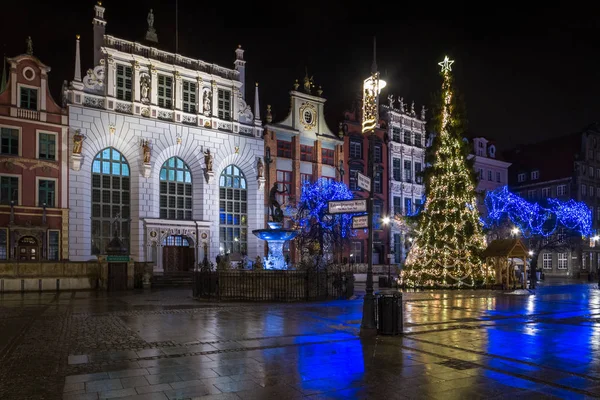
[[401, 56, 490, 288]]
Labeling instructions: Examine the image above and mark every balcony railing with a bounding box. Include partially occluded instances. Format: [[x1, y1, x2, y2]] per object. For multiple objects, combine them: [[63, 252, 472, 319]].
[[17, 108, 40, 121], [104, 36, 240, 81]]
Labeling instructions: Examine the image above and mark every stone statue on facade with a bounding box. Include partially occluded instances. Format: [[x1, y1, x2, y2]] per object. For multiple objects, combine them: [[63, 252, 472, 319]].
[[387, 94, 395, 109], [269, 182, 287, 222], [203, 89, 212, 116], [303, 70, 313, 94], [142, 139, 151, 164], [145, 9, 158, 43], [410, 101, 416, 116], [204, 148, 213, 172], [73, 130, 84, 154], [421, 105, 427, 120], [26, 36, 33, 55], [398, 96, 405, 113], [256, 157, 264, 179], [140, 74, 150, 103], [147, 9, 154, 29]]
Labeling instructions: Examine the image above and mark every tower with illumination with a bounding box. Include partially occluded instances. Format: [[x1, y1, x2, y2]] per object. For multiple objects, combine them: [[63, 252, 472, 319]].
[[360, 39, 386, 333], [401, 57, 489, 288]]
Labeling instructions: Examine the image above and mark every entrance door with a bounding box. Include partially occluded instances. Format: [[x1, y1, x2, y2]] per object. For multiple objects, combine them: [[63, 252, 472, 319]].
[[18, 236, 39, 261], [108, 262, 128, 291], [162, 235, 195, 271]]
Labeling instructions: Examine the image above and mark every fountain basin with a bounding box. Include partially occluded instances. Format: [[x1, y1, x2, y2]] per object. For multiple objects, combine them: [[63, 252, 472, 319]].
[[252, 222, 299, 270], [252, 229, 299, 242]]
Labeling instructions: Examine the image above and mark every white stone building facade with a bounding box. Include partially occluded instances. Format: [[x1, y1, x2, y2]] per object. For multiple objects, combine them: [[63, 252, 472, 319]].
[[469, 137, 511, 215], [381, 100, 427, 264], [63, 4, 264, 270]]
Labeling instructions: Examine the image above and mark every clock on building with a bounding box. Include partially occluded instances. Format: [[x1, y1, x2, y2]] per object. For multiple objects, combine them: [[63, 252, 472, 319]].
[[299, 102, 317, 131]]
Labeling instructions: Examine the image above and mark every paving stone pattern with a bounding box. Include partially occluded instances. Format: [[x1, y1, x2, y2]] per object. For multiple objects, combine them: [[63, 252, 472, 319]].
[[3, 284, 600, 399]]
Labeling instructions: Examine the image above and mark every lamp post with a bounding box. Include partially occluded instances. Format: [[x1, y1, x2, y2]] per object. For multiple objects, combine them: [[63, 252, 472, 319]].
[[382, 216, 391, 285], [360, 38, 386, 335]]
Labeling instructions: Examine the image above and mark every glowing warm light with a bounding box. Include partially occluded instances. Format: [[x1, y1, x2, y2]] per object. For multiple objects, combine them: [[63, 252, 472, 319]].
[[438, 56, 454, 73], [401, 57, 489, 289], [512, 227, 520, 235], [593, 236, 599, 241], [382, 216, 391, 224], [362, 73, 385, 134], [528, 250, 534, 256]]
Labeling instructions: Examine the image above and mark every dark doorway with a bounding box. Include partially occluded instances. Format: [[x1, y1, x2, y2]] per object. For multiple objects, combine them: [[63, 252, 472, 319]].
[[162, 235, 195, 271], [108, 262, 128, 291]]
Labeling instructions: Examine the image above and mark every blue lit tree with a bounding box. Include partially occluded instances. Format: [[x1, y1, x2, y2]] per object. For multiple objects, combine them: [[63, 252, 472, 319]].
[[288, 179, 356, 269], [484, 186, 593, 277]]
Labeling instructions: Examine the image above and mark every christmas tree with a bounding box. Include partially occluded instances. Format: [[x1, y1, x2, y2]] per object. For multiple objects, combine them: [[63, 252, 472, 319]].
[[401, 56, 489, 288]]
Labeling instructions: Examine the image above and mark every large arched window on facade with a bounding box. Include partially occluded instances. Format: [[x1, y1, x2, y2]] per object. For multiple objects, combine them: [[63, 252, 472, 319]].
[[91, 148, 130, 255], [160, 157, 192, 220], [219, 165, 247, 255]]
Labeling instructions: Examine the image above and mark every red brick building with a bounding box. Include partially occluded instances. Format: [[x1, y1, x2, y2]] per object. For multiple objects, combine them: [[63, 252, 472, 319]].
[[263, 76, 344, 262], [341, 100, 389, 266], [0, 49, 68, 261]]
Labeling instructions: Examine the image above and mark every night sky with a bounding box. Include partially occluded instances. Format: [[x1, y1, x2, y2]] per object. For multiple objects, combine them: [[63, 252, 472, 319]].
[[3, 1, 599, 150]]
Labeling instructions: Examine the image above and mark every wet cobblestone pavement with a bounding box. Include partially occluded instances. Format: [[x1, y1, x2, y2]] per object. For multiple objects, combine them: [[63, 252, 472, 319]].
[[3, 283, 600, 399]]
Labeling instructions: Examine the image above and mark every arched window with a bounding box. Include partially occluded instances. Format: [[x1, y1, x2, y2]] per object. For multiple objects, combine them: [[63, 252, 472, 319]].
[[160, 157, 192, 220], [91, 148, 130, 255], [219, 165, 247, 255]]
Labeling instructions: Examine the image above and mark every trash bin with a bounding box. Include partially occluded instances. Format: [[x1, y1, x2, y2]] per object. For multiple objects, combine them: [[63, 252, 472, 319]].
[[378, 275, 388, 288], [377, 293, 403, 335]]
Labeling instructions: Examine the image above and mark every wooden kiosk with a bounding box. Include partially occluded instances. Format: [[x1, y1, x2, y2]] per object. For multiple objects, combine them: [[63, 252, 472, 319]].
[[483, 239, 529, 290]]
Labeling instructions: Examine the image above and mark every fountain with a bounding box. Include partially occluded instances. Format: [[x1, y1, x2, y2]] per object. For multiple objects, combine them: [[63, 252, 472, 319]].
[[252, 183, 299, 270]]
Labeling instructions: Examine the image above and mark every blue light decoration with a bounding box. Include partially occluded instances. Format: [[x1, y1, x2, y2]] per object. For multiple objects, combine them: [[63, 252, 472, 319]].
[[289, 178, 357, 241], [484, 186, 592, 238]]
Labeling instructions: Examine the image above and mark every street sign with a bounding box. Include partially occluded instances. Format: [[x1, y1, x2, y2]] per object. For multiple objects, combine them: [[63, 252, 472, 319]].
[[352, 215, 369, 229], [107, 255, 130, 262], [328, 199, 367, 214], [357, 172, 371, 191]]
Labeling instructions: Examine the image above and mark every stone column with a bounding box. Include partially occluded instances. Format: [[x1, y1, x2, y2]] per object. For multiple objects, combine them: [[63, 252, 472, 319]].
[[106, 56, 116, 98], [211, 81, 218, 118], [174, 71, 182, 110], [150, 65, 158, 106], [133, 61, 141, 103], [232, 87, 239, 122]]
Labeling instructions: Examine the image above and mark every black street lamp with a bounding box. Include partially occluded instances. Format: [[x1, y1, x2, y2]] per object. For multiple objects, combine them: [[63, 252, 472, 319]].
[[360, 38, 386, 336]]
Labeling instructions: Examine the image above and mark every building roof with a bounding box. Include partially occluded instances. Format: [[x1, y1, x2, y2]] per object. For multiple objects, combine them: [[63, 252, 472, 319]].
[[504, 131, 583, 184], [482, 239, 528, 258]]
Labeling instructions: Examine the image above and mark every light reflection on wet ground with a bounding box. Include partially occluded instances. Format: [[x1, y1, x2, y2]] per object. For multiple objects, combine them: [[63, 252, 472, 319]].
[[2, 282, 600, 398]]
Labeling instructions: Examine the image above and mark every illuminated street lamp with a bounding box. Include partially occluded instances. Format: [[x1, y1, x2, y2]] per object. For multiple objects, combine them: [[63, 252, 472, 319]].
[[361, 37, 386, 336]]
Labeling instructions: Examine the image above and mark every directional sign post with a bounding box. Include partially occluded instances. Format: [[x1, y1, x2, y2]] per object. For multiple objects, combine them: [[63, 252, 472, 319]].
[[328, 199, 367, 214], [352, 215, 369, 229], [357, 172, 371, 191]]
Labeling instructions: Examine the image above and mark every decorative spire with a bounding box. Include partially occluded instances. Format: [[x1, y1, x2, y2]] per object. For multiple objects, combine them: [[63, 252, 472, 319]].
[[371, 36, 377, 74], [293, 79, 299, 91], [26, 36, 33, 55], [266, 105, 272, 123], [317, 86, 323, 97], [74, 35, 82, 82], [235, 45, 244, 61], [254, 82, 260, 122]]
